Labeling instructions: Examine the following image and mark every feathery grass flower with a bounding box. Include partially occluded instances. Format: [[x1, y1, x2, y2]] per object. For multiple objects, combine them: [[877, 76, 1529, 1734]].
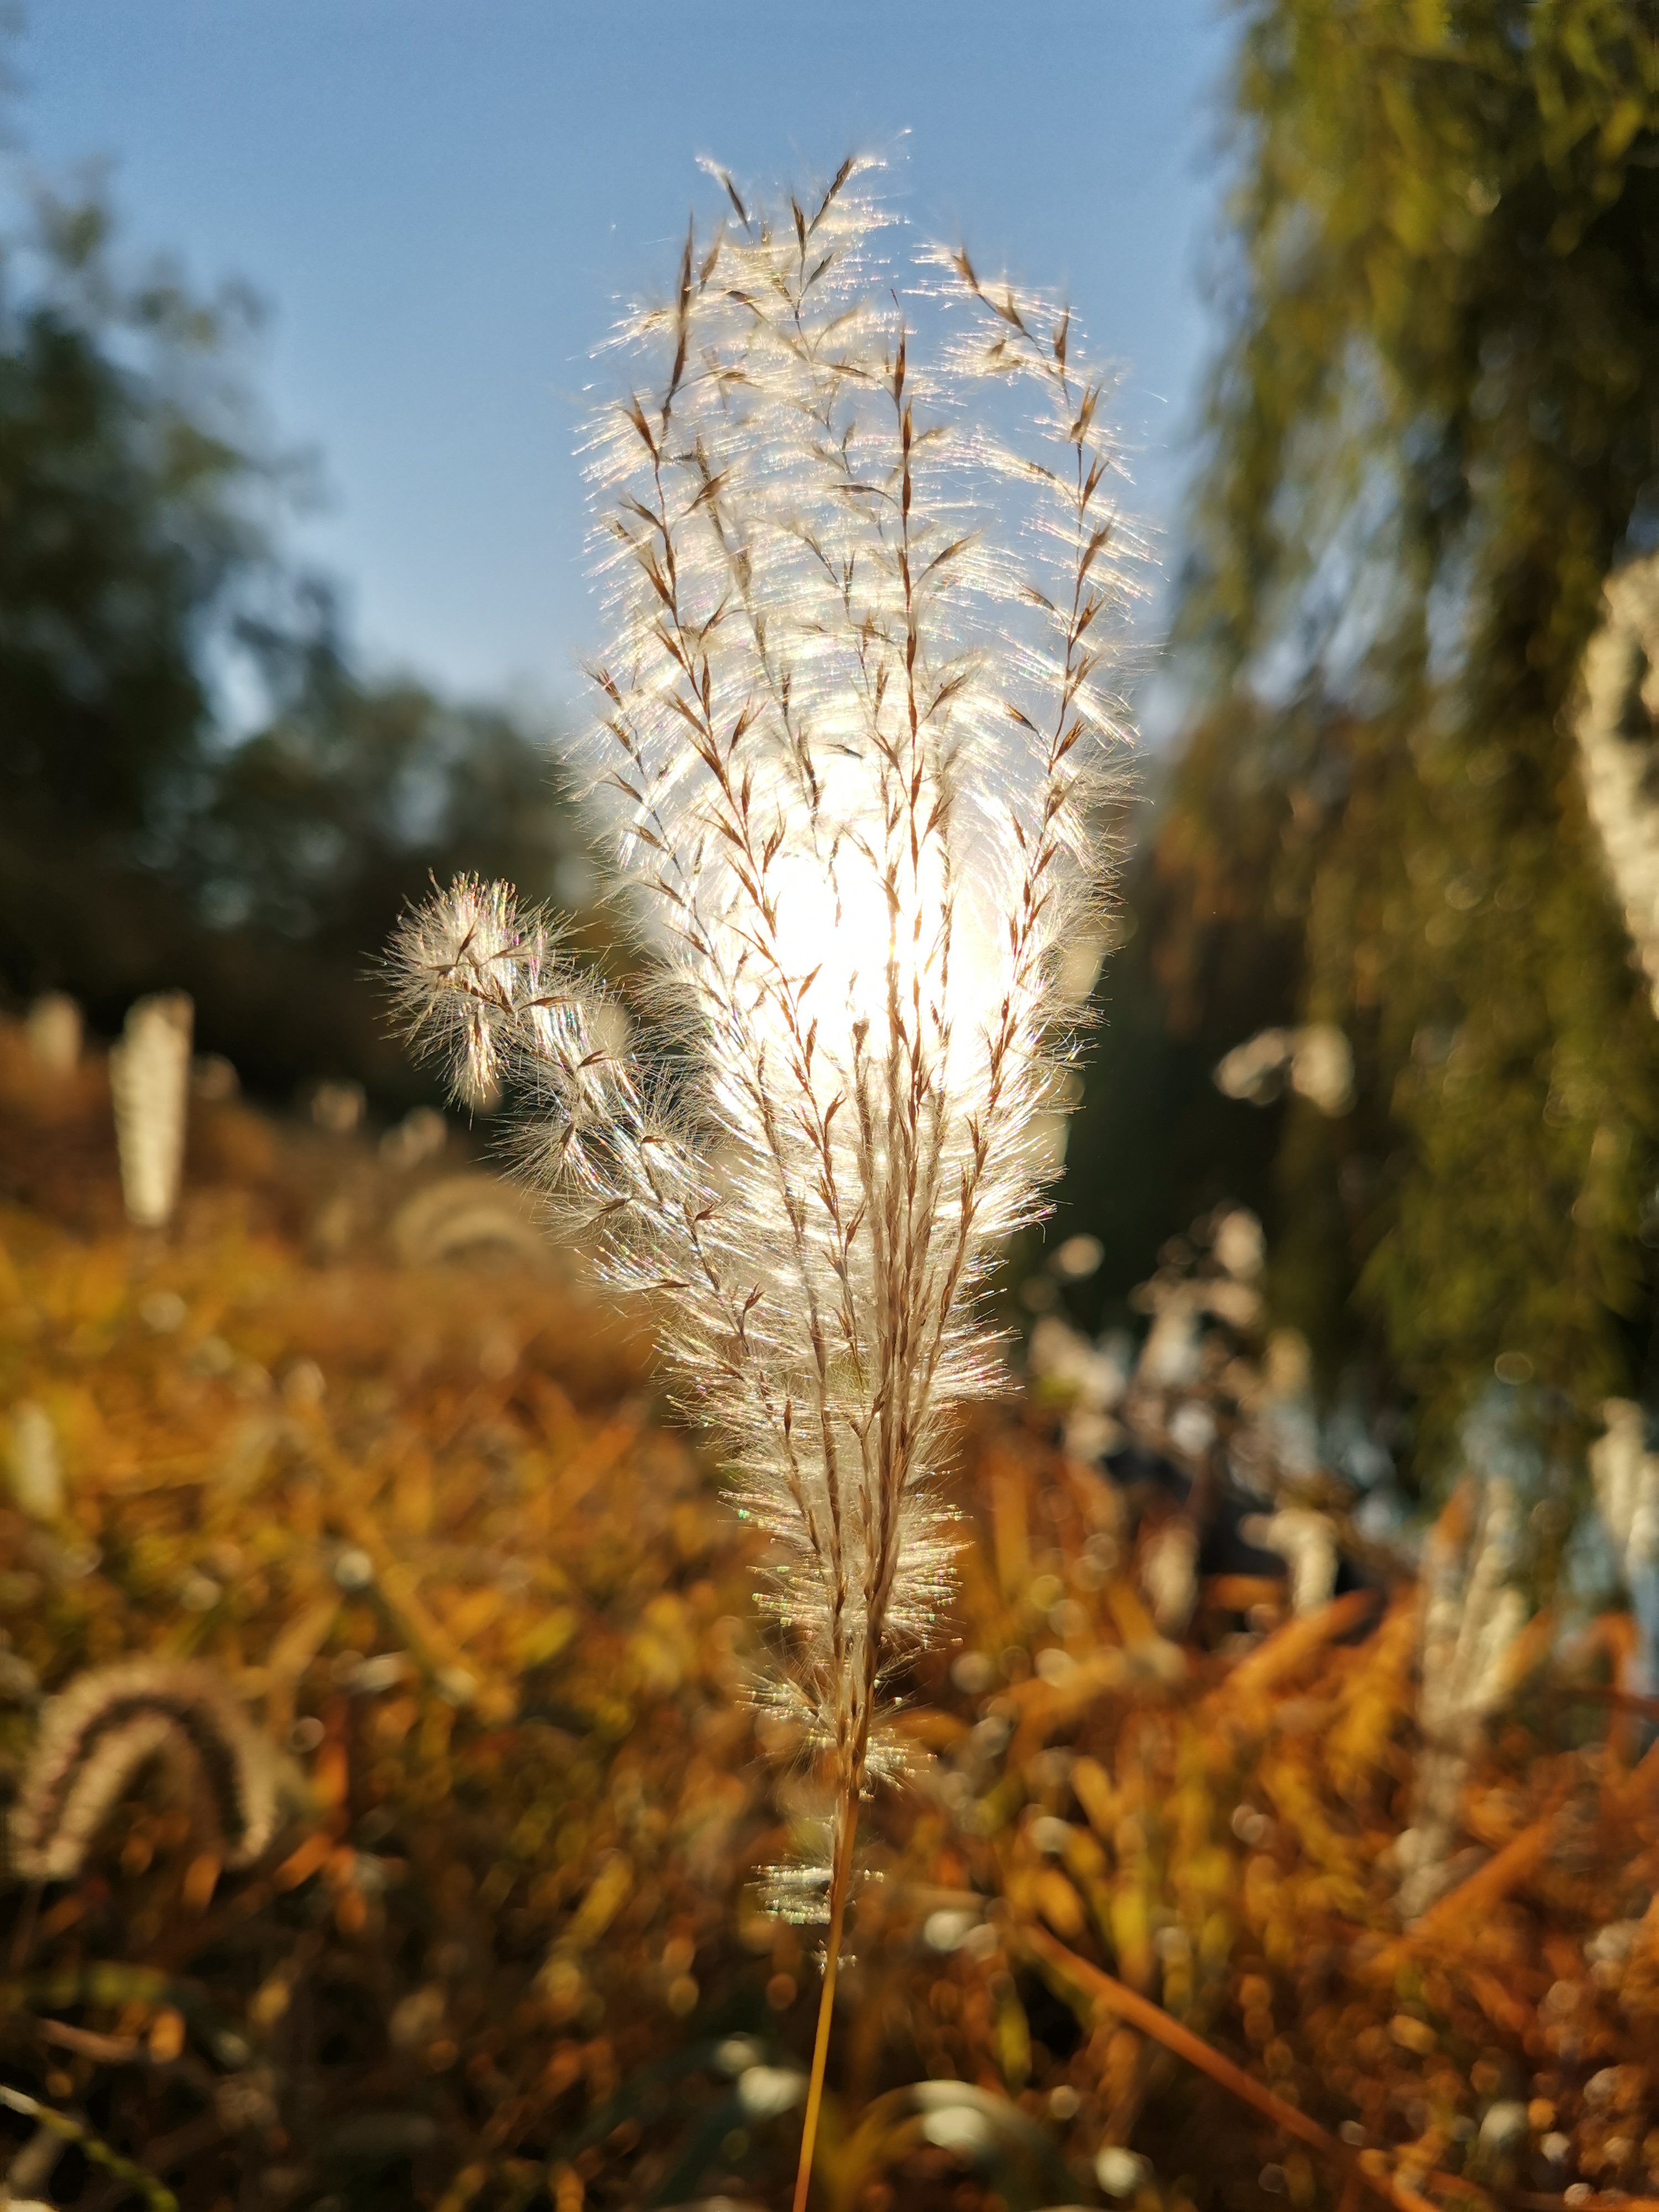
[[392, 156, 1135, 2199]]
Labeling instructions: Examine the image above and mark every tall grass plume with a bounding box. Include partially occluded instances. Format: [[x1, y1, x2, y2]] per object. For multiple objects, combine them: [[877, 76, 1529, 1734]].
[[390, 156, 1135, 2198]]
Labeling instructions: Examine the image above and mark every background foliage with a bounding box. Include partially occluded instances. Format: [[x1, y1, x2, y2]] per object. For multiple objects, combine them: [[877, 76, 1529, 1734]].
[[0, 180, 582, 1108], [1066, 0, 1659, 1480]]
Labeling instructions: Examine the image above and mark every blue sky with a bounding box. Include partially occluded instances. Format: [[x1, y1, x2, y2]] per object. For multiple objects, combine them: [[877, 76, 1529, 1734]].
[[15, 2, 1235, 722]]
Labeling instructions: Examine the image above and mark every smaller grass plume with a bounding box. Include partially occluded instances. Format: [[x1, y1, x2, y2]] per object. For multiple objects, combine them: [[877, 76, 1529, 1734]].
[[391, 154, 1136, 2201]]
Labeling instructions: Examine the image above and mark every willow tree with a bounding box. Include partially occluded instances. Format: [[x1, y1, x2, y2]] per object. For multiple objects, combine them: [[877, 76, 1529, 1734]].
[[1123, 0, 1659, 1467]]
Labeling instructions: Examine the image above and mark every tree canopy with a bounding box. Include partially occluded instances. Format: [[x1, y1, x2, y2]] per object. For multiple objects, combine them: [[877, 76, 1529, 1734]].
[[0, 178, 578, 1103], [1068, 0, 1659, 1475]]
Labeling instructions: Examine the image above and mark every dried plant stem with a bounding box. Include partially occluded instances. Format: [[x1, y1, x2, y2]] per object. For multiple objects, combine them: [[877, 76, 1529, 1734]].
[[793, 1792, 859, 2212], [1373, 1790, 1571, 1976], [1021, 1927, 1494, 2212], [1550, 1681, 1659, 1719], [1024, 1926, 1338, 2158], [0, 2080, 179, 2210]]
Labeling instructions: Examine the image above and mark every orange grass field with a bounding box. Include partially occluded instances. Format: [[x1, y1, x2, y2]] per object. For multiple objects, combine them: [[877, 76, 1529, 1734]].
[[0, 1015, 1656, 2212]]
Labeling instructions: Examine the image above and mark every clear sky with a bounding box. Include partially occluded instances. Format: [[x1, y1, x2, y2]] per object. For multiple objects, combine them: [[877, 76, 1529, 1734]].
[[13, 1, 1235, 722]]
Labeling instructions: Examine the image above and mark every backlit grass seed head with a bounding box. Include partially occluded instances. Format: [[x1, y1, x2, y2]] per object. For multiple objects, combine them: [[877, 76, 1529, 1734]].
[[12, 1661, 279, 1883], [393, 158, 1135, 1867], [388, 874, 538, 1110]]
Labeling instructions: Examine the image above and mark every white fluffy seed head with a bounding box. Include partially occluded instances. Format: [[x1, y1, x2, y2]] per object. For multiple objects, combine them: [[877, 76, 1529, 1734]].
[[391, 161, 1135, 1875]]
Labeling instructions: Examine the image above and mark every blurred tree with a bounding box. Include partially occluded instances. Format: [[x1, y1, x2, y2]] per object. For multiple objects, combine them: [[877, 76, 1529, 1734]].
[[1067, 0, 1659, 1473], [0, 178, 579, 1104], [0, 189, 264, 867]]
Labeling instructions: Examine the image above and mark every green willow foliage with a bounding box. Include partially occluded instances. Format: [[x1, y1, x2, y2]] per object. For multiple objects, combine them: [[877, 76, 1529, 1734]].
[[1152, 1, 1659, 1466]]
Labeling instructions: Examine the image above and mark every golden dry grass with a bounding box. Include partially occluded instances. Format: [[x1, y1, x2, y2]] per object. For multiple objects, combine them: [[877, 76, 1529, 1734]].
[[0, 1017, 1656, 2212]]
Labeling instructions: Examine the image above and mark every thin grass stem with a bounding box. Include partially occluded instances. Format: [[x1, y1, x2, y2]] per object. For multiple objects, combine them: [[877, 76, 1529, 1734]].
[[792, 1787, 860, 2212]]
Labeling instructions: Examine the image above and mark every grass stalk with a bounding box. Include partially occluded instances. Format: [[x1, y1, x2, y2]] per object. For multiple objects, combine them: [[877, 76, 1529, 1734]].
[[391, 164, 1131, 2199], [1022, 1926, 1494, 2212], [792, 1790, 859, 2212]]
